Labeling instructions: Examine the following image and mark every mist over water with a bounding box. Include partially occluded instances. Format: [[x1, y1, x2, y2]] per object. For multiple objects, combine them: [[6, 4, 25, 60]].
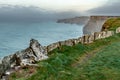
[[0, 21, 83, 58]]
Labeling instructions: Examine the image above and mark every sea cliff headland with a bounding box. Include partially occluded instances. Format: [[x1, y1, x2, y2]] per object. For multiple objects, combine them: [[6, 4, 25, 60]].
[[57, 16, 89, 25], [58, 16, 120, 34]]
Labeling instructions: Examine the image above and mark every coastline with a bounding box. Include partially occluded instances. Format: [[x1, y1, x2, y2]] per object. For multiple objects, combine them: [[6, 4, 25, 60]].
[[1, 16, 120, 79]]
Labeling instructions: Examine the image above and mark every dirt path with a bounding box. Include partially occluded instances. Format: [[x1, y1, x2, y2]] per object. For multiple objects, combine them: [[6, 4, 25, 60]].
[[72, 45, 106, 67]]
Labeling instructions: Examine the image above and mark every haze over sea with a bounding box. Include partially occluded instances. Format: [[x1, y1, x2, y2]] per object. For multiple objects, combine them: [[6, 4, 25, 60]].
[[0, 21, 83, 58]]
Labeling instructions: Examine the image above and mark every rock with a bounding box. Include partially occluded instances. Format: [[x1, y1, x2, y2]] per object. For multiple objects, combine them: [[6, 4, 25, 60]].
[[0, 59, 2, 64], [94, 32, 102, 40], [72, 39, 80, 45], [81, 35, 90, 44], [88, 35, 94, 43], [47, 42, 60, 52], [116, 27, 120, 33], [106, 31, 114, 37], [29, 39, 48, 61], [59, 41, 66, 46], [16, 39, 48, 66], [83, 16, 120, 35], [64, 39, 74, 46], [0, 39, 48, 78]]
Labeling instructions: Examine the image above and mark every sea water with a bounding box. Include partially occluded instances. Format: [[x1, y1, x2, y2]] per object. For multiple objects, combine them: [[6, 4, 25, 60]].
[[0, 21, 83, 58]]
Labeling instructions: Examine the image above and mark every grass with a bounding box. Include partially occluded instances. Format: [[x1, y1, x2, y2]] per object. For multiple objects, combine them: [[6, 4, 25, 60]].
[[102, 18, 120, 31], [9, 33, 120, 80]]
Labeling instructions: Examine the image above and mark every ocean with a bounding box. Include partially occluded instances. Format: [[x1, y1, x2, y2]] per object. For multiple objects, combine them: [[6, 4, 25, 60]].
[[0, 21, 83, 58]]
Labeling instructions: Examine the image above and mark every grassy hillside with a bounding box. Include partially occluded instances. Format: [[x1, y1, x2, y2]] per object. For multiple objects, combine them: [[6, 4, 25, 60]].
[[8, 18, 120, 80], [9, 33, 120, 80], [102, 18, 120, 31]]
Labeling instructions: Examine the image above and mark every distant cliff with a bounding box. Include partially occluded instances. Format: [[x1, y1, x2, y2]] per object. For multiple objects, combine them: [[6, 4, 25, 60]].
[[57, 16, 89, 25], [83, 16, 120, 34], [58, 16, 120, 35]]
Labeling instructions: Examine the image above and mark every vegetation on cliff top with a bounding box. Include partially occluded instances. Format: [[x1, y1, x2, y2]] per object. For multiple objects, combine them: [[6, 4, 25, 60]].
[[102, 18, 120, 31]]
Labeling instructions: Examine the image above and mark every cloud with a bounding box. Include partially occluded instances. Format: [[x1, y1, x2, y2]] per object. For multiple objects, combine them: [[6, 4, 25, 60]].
[[0, 4, 82, 23], [88, 0, 120, 15]]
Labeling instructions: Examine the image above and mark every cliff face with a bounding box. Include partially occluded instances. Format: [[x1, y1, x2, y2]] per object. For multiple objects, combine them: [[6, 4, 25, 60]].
[[57, 16, 120, 34], [83, 16, 120, 34], [57, 16, 89, 25]]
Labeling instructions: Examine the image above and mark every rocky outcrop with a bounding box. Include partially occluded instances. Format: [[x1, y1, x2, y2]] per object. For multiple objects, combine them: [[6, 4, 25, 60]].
[[83, 16, 120, 34], [0, 39, 48, 78], [57, 16, 89, 25]]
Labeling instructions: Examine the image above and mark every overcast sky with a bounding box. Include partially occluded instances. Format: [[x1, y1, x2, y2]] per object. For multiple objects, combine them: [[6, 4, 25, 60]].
[[0, 0, 119, 22], [88, 0, 120, 15], [0, 0, 107, 12]]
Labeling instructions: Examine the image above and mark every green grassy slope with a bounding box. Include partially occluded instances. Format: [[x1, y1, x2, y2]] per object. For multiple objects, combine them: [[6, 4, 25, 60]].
[[10, 33, 120, 80]]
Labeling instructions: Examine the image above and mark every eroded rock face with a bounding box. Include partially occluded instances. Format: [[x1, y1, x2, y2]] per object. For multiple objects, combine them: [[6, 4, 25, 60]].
[[83, 16, 120, 35], [15, 39, 48, 66], [0, 39, 48, 77]]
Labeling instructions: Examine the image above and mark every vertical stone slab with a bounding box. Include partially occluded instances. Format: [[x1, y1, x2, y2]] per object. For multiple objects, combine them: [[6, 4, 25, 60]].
[[94, 32, 102, 40], [88, 34, 94, 43], [72, 38, 81, 45], [101, 31, 106, 38], [116, 27, 120, 33], [78, 37, 82, 43], [64, 39, 74, 46], [47, 42, 60, 52], [59, 41, 66, 46], [106, 31, 114, 38], [81, 35, 90, 44]]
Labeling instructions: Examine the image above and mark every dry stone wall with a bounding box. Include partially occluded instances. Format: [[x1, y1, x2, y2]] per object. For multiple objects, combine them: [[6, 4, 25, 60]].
[[46, 27, 120, 53]]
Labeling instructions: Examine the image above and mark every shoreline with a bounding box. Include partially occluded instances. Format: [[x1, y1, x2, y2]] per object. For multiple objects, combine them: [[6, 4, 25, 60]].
[[1, 16, 120, 79]]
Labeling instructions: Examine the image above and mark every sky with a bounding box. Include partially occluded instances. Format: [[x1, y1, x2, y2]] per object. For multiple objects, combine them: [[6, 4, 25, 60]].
[[0, 0, 120, 22], [0, 0, 107, 12]]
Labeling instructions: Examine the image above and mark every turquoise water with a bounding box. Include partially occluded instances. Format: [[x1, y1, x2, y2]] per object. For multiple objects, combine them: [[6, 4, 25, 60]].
[[0, 21, 83, 58]]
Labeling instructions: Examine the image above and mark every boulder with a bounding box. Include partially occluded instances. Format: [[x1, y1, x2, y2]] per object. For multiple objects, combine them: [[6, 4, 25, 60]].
[[94, 32, 102, 40], [72, 39, 80, 45], [116, 27, 120, 33], [64, 39, 74, 46], [81, 35, 89, 44], [59, 41, 66, 46], [88, 34, 94, 43], [47, 42, 60, 52], [105, 31, 114, 37], [0, 39, 48, 77], [16, 39, 48, 66], [78, 37, 82, 43]]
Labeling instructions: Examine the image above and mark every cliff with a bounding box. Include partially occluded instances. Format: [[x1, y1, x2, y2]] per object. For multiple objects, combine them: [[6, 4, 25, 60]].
[[57, 16, 120, 34], [83, 16, 120, 34], [57, 16, 89, 25]]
